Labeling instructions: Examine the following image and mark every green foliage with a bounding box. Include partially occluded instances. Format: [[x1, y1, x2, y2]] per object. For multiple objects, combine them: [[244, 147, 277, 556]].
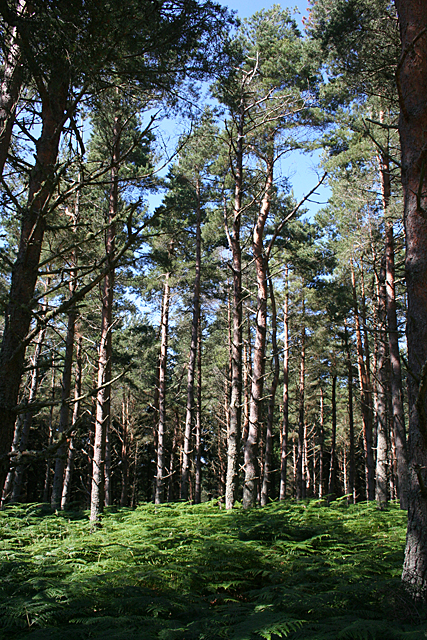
[[0, 501, 424, 639]]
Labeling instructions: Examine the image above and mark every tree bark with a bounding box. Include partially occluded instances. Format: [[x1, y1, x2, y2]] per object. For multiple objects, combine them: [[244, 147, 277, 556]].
[[344, 322, 356, 504], [155, 272, 170, 504], [90, 113, 120, 525], [394, 0, 427, 596], [225, 105, 243, 510], [319, 387, 324, 499], [243, 154, 273, 509], [194, 320, 202, 504], [385, 219, 408, 508], [181, 174, 201, 502], [261, 273, 279, 506], [2, 317, 45, 506], [378, 136, 408, 509], [279, 266, 289, 500], [327, 374, 337, 500], [375, 258, 388, 509], [351, 261, 375, 500], [61, 333, 82, 510], [0, 0, 26, 177], [296, 300, 306, 501], [0, 76, 68, 489], [51, 273, 78, 509]]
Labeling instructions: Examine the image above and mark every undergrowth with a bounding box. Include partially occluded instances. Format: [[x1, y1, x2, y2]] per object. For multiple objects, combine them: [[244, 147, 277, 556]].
[[0, 499, 425, 639]]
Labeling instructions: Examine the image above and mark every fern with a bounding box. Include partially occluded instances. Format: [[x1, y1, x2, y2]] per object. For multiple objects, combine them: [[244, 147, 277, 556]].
[[0, 501, 425, 640]]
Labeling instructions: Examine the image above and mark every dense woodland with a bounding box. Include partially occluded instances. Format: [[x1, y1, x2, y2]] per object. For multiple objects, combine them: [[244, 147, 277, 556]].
[[1, 0, 427, 612]]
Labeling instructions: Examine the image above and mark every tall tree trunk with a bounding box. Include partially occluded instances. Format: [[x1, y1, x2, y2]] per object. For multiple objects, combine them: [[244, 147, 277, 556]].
[[327, 374, 337, 500], [319, 387, 324, 499], [155, 272, 170, 504], [344, 322, 356, 504], [385, 220, 408, 508], [61, 333, 82, 510], [296, 300, 306, 501], [120, 388, 129, 507], [181, 175, 201, 502], [51, 281, 78, 509], [0, 76, 68, 489], [168, 410, 179, 502], [280, 266, 289, 500], [242, 311, 251, 445], [378, 130, 408, 509], [10, 325, 47, 503], [0, 0, 26, 177], [194, 321, 202, 504], [375, 258, 388, 509], [42, 351, 55, 503], [261, 273, 279, 506], [225, 106, 243, 510], [394, 0, 427, 595], [243, 154, 273, 509], [90, 113, 120, 525], [351, 261, 375, 500]]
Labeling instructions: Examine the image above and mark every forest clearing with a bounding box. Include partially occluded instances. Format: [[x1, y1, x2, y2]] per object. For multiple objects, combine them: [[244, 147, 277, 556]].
[[1, 0, 427, 627], [1, 499, 426, 640]]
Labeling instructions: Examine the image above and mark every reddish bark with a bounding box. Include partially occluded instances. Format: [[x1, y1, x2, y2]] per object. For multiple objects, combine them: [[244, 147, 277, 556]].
[[344, 322, 356, 504], [327, 374, 337, 500], [394, 0, 427, 596], [279, 266, 289, 500], [296, 304, 306, 501], [351, 261, 375, 500]]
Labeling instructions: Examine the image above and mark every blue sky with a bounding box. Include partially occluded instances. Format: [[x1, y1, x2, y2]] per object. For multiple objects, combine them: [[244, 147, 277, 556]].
[[145, 0, 329, 221], [215, 0, 330, 219], [219, 0, 311, 24]]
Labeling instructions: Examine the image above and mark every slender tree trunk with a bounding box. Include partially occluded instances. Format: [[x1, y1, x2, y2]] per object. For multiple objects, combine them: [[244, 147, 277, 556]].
[[0, 0, 26, 177], [51, 287, 77, 509], [1, 414, 23, 506], [90, 113, 120, 525], [0, 76, 69, 489], [9, 315, 48, 503], [378, 132, 408, 509], [225, 106, 243, 510], [42, 352, 55, 503], [195, 321, 202, 504], [351, 261, 375, 500], [344, 322, 356, 504], [375, 258, 388, 509], [61, 333, 82, 510], [119, 388, 129, 507], [280, 266, 289, 500], [394, 0, 427, 595], [243, 155, 273, 509], [181, 175, 201, 501], [168, 411, 179, 502], [242, 312, 251, 445], [319, 387, 324, 499], [155, 272, 170, 504], [385, 220, 408, 508], [261, 274, 279, 506], [296, 301, 306, 501], [327, 374, 337, 500]]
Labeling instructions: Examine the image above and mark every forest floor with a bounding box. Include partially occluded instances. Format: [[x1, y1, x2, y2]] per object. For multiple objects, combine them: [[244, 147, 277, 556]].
[[0, 499, 426, 640]]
